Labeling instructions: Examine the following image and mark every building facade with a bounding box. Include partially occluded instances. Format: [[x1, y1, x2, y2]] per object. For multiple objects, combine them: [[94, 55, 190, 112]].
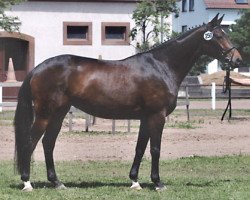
[[1, 0, 140, 82]]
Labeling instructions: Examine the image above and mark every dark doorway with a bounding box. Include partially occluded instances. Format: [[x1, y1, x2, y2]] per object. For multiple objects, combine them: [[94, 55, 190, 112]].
[[0, 32, 34, 101], [0, 38, 28, 82]]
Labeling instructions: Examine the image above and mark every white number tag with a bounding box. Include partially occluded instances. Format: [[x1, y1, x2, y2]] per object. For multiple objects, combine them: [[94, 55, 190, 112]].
[[204, 31, 213, 41]]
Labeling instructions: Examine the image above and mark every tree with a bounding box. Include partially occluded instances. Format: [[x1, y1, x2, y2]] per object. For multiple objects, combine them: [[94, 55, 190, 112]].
[[229, 10, 250, 67], [130, 0, 179, 51], [0, 0, 24, 32], [188, 55, 212, 75]]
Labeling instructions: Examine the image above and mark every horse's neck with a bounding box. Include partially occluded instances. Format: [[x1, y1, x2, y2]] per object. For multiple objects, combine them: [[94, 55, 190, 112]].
[[152, 30, 203, 85]]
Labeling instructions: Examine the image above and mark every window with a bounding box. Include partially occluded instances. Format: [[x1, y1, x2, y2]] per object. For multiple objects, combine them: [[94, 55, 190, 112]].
[[63, 22, 92, 45], [235, 0, 248, 4], [182, 25, 188, 32], [102, 22, 130, 45], [189, 0, 194, 11], [182, 0, 187, 12]]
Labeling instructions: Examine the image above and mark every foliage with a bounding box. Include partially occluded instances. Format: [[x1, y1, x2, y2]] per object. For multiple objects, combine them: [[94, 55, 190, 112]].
[[189, 55, 213, 75], [131, 0, 179, 51], [229, 9, 250, 67], [0, 0, 24, 32], [0, 156, 250, 199]]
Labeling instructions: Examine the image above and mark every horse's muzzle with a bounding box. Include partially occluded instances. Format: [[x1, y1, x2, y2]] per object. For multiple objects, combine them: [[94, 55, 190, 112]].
[[225, 47, 243, 69], [234, 58, 244, 68]]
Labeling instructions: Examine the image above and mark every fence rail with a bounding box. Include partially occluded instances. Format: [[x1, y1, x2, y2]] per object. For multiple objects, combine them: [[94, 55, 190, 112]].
[[0, 82, 22, 112]]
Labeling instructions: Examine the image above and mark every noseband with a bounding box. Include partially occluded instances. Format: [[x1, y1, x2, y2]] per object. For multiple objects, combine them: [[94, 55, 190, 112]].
[[222, 46, 237, 66]]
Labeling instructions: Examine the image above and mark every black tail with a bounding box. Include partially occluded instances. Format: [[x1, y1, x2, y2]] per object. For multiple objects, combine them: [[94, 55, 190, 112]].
[[14, 73, 34, 174]]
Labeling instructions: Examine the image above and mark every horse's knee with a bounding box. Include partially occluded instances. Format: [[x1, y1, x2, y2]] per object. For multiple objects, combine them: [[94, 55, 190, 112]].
[[150, 147, 160, 159], [135, 147, 145, 159]]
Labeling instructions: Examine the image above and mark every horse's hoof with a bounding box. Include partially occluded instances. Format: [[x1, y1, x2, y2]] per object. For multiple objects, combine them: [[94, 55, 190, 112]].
[[155, 183, 166, 191], [22, 181, 33, 192], [130, 181, 142, 190], [55, 183, 67, 190]]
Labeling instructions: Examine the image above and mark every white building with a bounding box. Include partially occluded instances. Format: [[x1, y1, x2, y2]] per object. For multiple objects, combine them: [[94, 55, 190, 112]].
[[1, 0, 140, 82], [172, 0, 250, 75]]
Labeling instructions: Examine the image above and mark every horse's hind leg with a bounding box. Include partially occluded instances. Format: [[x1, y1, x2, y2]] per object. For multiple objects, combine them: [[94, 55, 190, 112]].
[[148, 112, 165, 190], [42, 106, 70, 189], [21, 118, 49, 191], [129, 118, 149, 190]]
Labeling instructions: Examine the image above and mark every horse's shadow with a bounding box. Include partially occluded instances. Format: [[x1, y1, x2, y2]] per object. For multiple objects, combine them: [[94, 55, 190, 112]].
[[10, 181, 154, 190]]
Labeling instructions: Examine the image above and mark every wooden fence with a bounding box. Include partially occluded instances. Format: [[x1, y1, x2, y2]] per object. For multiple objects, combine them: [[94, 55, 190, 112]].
[[0, 82, 22, 112]]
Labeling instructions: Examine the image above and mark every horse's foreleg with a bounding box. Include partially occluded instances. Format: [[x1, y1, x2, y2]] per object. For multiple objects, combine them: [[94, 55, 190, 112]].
[[148, 112, 166, 190], [21, 118, 48, 191], [42, 107, 69, 189], [129, 119, 149, 190]]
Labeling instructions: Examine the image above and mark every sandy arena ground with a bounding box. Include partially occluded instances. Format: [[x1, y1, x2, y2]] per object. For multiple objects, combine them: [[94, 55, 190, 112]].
[[1, 99, 250, 162]]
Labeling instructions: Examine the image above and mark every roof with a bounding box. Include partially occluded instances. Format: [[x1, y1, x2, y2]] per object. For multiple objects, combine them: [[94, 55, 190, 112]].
[[204, 0, 250, 9], [28, 0, 138, 2]]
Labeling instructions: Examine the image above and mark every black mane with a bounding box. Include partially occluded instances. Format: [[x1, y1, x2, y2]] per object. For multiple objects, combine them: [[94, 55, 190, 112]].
[[138, 24, 205, 54]]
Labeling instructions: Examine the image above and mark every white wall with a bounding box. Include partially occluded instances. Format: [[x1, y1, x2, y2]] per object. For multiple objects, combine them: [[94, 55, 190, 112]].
[[208, 9, 242, 25], [172, 0, 242, 31], [7, 1, 137, 66], [172, 0, 208, 32]]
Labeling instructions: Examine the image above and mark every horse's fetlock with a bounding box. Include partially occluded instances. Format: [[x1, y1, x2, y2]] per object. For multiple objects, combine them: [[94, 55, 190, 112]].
[[129, 169, 138, 181], [151, 174, 160, 184], [21, 173, 30, 182]]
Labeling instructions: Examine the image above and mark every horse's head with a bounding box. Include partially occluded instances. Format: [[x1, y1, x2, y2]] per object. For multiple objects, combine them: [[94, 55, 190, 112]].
[[201, 14, 243, 68]]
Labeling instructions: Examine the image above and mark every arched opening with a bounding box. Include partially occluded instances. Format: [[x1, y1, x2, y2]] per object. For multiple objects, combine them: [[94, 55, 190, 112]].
[[0, 32, 34, 99]]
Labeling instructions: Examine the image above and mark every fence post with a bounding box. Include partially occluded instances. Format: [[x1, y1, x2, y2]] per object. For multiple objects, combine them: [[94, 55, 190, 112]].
[[0, 85, 2, 112], [127, 120, 131, 133], [185, 86, 190, 121], [85, 114, 90, 132], [68, 109, 73, 132], [211, 82, 216, 110], [112, 120, 115, 134]]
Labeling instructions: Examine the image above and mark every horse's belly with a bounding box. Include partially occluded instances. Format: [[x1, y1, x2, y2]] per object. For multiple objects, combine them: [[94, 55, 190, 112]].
[[71, 97, 143, 119]]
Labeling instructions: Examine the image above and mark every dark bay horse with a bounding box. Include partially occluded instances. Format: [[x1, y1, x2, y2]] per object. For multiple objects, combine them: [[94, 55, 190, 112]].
[[14, 14, 243, 191]]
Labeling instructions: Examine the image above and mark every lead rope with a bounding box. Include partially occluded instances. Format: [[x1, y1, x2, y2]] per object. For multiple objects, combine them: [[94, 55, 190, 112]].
[[221, 63, 232, 121]]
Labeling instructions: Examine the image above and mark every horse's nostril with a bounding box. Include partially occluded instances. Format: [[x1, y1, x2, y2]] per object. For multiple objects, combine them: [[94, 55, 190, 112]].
[[225, 58, 230, 63], [235, 58, 244, 68], [236, 58, 241, 62]]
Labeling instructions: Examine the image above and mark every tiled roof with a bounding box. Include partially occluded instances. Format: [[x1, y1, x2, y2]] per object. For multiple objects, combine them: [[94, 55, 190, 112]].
[[204, 0, 250, 9], [28, 0, 138, 2]]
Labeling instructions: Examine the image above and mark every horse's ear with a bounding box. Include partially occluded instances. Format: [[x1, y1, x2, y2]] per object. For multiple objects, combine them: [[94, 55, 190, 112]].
[[208, 13, 220, 28], [218, 14, 224, 25]]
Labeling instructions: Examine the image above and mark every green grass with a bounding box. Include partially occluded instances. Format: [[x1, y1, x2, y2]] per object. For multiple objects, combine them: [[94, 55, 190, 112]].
[[1, 156, 249, 200], [0, 111, 15, 126], [165, 121, 197, 129]]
